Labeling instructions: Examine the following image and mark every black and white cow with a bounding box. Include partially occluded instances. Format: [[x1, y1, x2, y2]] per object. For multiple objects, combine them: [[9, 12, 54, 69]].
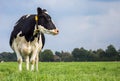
[[9, 7, 59, 71]]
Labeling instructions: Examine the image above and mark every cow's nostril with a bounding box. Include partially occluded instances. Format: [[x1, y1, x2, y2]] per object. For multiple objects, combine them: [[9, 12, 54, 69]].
[[57, 30, 59, 33]]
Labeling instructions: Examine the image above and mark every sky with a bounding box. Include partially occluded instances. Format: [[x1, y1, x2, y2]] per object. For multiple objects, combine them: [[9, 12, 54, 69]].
[[0, 0, 120, 53]]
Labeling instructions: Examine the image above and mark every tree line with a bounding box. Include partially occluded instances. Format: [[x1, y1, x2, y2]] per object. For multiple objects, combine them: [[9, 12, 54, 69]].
[[0, 44, 120, 62]]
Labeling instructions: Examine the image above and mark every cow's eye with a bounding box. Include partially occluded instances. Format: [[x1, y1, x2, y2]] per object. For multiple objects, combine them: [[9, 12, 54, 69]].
[[48, 18, 51, 21], [45, 17, 51, 22], [47, 15, 51, 20]]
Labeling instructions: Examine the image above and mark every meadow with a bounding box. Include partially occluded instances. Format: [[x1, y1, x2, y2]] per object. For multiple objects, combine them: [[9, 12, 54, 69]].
[[0, 62, 120, 81]]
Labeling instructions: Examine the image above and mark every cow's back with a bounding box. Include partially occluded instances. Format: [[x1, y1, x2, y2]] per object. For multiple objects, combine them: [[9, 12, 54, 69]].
[[10, 15, 35, 45]]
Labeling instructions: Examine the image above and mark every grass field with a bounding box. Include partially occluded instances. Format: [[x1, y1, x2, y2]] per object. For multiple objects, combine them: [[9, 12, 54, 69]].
[[0, 62, 120, 81]]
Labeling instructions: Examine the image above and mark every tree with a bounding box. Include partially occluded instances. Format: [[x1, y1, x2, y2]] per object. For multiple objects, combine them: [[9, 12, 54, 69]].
[[72, 48, 80, 61], [72, 47, 88, 61], [78, 47, 89, 61], [117, 49, 120, 61], [40, 49, 54, 62], [55, 51, 62, 57], [0, 52, 17, 61], [96, 49, 105, 61], [105, 44, 118, 60], [61, 51, 73, 62], [105, 45, 118, 57], [87, 50, 99, 61]]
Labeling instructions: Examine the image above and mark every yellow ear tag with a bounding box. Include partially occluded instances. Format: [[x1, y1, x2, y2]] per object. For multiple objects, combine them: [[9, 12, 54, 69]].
[[35, 16, 38, 21]]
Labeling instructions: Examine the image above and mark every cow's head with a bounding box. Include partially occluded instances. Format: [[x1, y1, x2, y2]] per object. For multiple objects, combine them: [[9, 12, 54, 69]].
[[35, 7, 59, 35]]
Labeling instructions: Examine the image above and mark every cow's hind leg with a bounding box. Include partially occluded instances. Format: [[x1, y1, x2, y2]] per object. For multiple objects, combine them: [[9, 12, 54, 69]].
[[15, 50, 23, 71]]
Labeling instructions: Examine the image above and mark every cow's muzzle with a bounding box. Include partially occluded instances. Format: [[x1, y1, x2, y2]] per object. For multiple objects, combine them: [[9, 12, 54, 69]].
[[52, 29, 59, 35]]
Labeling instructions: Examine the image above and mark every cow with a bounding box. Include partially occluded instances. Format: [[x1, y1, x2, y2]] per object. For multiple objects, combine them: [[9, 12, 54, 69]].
[[9, 7, 59, 71]]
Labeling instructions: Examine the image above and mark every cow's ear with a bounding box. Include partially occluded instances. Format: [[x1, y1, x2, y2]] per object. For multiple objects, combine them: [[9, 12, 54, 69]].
[[43, 9, 47, 13], [37, 7, 42, 15]]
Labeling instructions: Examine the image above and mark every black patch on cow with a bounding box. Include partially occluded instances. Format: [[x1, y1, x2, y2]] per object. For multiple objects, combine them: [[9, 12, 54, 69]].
[[9, 14, 46, 49], [10, 15, 35, 45], [41, 33, 45, 49], [37, 13, 56, 30]]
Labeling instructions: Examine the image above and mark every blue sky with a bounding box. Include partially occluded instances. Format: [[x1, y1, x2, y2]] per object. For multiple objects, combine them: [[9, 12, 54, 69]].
[[0, 0, 120, 52]]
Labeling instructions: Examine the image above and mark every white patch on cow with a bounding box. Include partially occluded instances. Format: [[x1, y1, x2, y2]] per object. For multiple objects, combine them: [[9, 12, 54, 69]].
[[26, 14, 30, 18], [44, 11, 49, 14], [13, 33, 42, 55], [36, 25, 57, 35], [38, 25, 50, 34], [12, 31, 43, 71]]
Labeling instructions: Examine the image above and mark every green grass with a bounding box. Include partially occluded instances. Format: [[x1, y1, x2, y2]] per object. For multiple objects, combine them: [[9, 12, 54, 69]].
[[0, 62, 120, 81]]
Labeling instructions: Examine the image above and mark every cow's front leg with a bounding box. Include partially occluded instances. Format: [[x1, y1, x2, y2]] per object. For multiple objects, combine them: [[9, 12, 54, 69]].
[[35, 54, 39, 71], [30, 59, 35, 71], [30, 51, 38, 71]]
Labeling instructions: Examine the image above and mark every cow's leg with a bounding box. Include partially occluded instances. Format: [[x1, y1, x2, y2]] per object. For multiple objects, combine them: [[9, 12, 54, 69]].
[[35, 54, 39, 71], [30, 57, 35, 71], [13, 42, 23, 71], [30, 51, 38, 71], [25, 55, 29, 70], [15, 51, 22, 71]]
